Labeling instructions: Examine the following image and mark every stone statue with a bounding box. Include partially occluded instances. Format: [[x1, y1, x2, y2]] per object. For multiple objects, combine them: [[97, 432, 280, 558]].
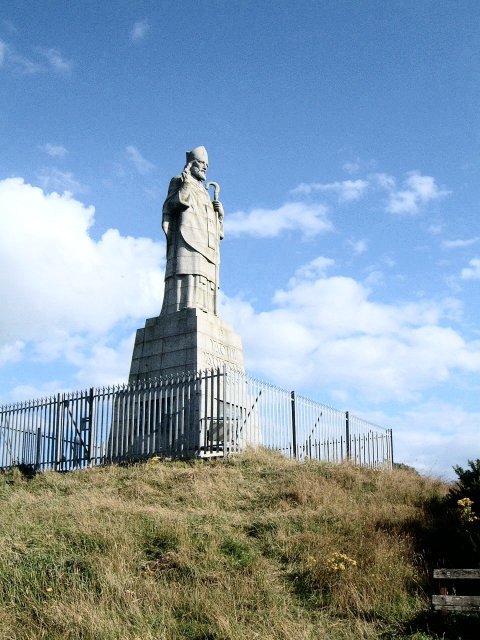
[[129, 145, 244, 382], [160, 146, 224, 316]]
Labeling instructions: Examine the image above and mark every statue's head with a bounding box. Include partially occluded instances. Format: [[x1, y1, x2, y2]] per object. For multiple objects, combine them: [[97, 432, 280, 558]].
[[186, 146, 208, 181]]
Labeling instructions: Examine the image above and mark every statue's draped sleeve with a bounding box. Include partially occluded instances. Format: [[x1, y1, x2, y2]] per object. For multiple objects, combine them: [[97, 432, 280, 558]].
[[162, 176, 189, 239]]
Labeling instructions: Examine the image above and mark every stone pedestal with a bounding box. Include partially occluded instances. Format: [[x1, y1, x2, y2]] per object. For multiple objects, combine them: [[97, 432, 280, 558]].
[[129, 308, 244, 384]]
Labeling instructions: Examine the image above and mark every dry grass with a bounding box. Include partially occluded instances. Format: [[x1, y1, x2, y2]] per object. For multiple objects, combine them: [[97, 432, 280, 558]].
[[0, 449, 475, 639]]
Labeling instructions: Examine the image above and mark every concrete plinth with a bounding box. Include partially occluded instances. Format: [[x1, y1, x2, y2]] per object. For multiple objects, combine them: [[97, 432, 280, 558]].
[[129, 308, 244, 384]]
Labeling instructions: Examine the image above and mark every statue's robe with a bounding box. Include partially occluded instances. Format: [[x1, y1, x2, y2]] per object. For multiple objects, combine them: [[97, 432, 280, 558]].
[[160, 176, 223, 316]]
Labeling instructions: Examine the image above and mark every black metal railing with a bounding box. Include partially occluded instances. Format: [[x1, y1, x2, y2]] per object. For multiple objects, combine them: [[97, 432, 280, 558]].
[[0, 368, 393, 472]]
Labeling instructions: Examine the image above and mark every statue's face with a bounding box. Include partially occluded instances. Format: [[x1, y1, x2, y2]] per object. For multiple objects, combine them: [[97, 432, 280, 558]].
[[190, 157, 208, 181]]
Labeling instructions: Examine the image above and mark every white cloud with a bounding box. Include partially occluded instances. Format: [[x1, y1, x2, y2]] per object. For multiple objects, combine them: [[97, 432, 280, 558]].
[[293, 256, 334, 280], [36, 168, 84, 194], [220, 262, 480, 403], [460, 257, 480, 280], [291, 179, 368, 202], [380, 403, 480, 479], [226, 202, 332, 238], [0, 340, 24, 367], [428, 223, 445, 235], [386, 171, 450, 215], [370, 172, 396, 190], [285, 256, 335, 288], [383, 255, 396, 268], [363, 270, 384, 287], [2, 381, 63, 405], [0, 40, 72, 75], [126, 145, 155, 174], [42, 143, 67, 158], [442, 237, 479, 250], [10, 52, 41, 74], [130, 20, 150, 42], [289, 170, 448, 217], [0, 178, 164, 377], [3, 42, 41, 74], [342, 160, 360, 174], [69, 334, 136, 388], [347, 238, 367, 255], [37, 47, 73, 74]]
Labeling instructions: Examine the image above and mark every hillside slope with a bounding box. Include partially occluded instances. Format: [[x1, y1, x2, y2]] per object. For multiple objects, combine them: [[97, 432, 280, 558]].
[[0, 451, 477, 639]]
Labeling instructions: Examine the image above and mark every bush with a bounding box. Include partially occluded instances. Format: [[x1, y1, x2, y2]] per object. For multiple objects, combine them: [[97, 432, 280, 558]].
[[446, 459, 480, 566], [449, 459, 480, 509]]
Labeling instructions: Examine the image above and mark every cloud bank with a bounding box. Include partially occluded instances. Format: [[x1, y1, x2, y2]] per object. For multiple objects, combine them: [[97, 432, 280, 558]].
[[461, 258, 480, 280], [0, 178, 163, 375], [290, 170, 450, 215], [220, 256, 480, 403], [0, 40, 72, 75], [226, 202, 332, 238]]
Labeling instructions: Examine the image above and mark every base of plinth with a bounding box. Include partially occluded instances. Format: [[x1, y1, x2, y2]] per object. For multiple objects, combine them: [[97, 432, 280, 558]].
[[128, 308, 245, 384]]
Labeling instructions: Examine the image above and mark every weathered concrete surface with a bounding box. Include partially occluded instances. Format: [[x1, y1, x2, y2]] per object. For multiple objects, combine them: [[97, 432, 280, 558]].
[[129, 307, 244, 383]]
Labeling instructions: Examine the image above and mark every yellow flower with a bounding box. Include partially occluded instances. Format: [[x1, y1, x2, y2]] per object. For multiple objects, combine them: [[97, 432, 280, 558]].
[[46, 587, 53, 593], [457, 497, 478, 523], [326, 551, 357, 572]]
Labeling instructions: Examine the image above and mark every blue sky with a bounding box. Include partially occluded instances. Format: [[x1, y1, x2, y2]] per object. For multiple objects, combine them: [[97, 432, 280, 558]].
[[1, 1, 479, 478]]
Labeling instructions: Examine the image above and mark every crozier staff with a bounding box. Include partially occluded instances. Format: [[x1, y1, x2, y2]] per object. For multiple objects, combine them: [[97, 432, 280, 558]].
[[160, 146, 224, 316]]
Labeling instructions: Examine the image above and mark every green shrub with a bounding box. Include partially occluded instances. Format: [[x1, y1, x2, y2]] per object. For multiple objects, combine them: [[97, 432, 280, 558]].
[[446, 459, 480, 566], [449, 459, 480, 509]]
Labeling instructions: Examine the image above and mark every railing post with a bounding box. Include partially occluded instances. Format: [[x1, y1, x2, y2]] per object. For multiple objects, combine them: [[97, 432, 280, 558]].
[[35, 427, 42, 471], [345, 411, 350, 461], [55, 393, 64, 472], [389, 428, 394, 468], [290, 391, 297, 459], [87, 387, 96, 467], [222, 365, 227, 456]]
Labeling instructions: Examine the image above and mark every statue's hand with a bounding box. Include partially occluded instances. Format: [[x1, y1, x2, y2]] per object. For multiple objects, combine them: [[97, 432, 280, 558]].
[[181, 162, 193, 184], [213, 200, 224, 218]]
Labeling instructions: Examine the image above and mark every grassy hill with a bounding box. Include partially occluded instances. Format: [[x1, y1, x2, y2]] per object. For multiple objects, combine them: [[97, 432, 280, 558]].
[[0, 450, 478, 640]]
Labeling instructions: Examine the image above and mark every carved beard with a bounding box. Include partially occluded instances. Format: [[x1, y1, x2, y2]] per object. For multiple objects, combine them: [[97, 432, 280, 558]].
[[190, 165, 207, 182]]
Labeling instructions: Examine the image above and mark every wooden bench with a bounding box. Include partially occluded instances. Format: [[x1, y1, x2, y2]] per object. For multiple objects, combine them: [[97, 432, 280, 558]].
[[433, 569, 480, 613]]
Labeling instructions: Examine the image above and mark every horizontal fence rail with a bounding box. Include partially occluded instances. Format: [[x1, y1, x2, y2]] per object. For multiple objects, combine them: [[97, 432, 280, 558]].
[[0, 368, 393, 473]]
